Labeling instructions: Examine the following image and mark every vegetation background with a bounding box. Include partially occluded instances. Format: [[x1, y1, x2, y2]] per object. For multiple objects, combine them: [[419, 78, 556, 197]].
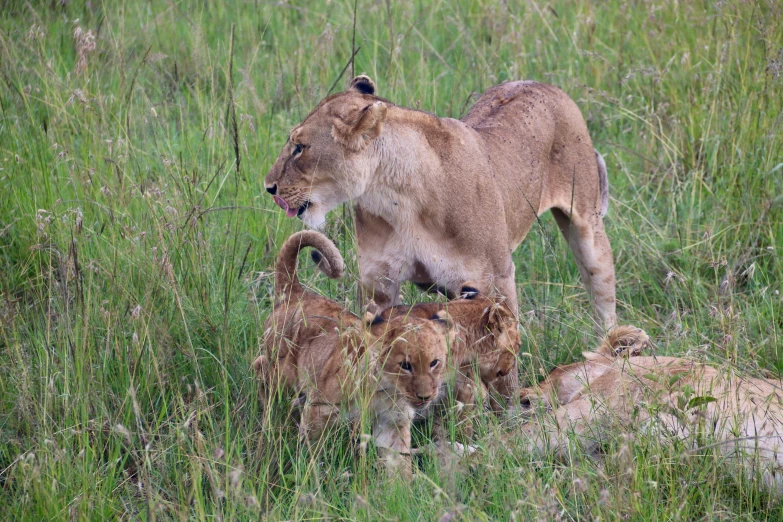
[[1, 0, 781, 519]]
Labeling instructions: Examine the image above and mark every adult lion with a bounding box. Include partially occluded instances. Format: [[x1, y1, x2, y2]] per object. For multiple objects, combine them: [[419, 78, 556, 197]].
[[519, 326, 783, 488], [264, 75, 616, 329]]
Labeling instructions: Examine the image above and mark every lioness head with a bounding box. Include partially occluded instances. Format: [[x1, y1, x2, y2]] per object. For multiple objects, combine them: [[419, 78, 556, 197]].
[[264, 75, 386, 229], [518, 325, 649, 414], [372, 313, 451, 410]]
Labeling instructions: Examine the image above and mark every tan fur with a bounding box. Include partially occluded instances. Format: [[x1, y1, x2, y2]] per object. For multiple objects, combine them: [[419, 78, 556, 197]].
[[381, 291, 519, 415], [264, 75, 617, 332], [381, 293, 519, 388], [519, 326, 783, 488], [257, 231, 451, 474]]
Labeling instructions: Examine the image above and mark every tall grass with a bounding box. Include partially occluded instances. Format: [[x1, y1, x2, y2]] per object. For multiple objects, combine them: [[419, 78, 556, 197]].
[[1, 0, 781, 519]]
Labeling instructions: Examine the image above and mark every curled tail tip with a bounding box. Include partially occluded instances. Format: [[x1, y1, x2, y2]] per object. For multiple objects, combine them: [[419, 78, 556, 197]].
[[311, 250, 345, 280], [275, 230, 344, 296]]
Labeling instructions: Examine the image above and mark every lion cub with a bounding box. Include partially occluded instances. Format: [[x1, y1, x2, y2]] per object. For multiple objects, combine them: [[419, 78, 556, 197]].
[[519, 326, 783, 488], [254, 231, 452, 470], [380, 288, 520, 410]]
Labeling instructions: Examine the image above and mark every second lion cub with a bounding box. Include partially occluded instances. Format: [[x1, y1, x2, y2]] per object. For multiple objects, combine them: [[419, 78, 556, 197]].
[[380, 288, 520, 418], [255, 231, 453, 470]]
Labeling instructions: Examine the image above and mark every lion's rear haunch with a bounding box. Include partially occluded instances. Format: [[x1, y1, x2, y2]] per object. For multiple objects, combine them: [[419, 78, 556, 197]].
[[275, 230, 345, 296]]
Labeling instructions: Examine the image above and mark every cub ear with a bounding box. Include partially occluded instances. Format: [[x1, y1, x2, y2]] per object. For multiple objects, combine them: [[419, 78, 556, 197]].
[[348, 74, 376, 95], [431, 310, 458, 344], [332, 100, 387, 152], [430, 309, 451, 327], [364, 311, 385, 327], [486, 302, 514, 326]]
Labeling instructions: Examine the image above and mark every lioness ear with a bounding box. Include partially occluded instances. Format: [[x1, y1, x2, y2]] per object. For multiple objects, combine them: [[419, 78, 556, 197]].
[[596, 325, 649, 358], [348, 74, 376, 95], [332, 100, 387, 152]]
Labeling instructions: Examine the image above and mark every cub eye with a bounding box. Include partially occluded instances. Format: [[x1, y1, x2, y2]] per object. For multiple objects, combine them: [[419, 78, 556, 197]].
[[400, 361, 413, 372], [430, 359, 440, 369], [292, 143, 303, 156]]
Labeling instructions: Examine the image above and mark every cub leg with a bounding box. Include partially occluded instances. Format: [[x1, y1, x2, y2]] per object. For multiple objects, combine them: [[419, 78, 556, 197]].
[[551, 208, 617, 331], [373, 410, 413, 478]]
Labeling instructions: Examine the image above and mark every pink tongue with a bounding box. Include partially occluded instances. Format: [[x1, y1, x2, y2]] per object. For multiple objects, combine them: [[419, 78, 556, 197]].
[[273, 195, 298, 218]]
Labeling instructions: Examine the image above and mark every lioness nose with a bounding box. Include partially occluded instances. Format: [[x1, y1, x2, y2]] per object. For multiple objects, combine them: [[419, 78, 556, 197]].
[[266, 184, 277, 195]]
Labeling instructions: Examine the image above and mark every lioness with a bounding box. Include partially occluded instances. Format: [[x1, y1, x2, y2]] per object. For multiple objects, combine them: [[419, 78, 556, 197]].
[[263, 75, 616, 330], [519, 326, 783, 487], [255, 230, 452, 472]]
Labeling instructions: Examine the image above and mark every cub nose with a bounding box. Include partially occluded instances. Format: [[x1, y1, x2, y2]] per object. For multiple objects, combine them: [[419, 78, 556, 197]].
[[265, 184, 277, 195], [417, 394, 432, 401]]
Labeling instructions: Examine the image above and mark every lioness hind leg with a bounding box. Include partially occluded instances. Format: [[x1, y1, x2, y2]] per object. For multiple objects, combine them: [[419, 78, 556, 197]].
[[551, 209, 617, 331]]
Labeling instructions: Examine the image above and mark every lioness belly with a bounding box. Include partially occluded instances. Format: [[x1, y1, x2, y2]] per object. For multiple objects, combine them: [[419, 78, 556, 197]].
[[463, 81, 598, 247]]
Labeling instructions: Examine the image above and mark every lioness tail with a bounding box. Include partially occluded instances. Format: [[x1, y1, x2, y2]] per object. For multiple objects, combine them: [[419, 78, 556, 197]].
[[595, 149, 609, 217], [275, 231, 345, 297]]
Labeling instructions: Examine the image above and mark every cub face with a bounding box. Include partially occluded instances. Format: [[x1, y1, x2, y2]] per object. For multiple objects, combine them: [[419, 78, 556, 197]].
[[373, 315, 450, 411], [263, 75, 386, 229]]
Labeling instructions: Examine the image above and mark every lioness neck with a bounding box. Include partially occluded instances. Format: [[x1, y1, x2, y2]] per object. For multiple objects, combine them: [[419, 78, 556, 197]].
[[356, 107, 452, 227]]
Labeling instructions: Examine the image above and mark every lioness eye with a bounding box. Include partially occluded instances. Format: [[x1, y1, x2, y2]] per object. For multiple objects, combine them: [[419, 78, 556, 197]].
[[430, 359, 440, 369], [400, 361, 413, 372], [292, 143, 303, 156]]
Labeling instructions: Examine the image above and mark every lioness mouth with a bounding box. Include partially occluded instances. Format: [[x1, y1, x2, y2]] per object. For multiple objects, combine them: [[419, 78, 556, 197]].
[[297, 200, 312, 217], [273, 196, 311, 218]]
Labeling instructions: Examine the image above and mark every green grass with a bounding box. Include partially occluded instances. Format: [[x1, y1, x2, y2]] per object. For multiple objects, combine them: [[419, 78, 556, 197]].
[[1, 0, 781, 519]]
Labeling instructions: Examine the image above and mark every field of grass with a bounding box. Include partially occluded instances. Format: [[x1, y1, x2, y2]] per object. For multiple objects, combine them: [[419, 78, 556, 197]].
[[1, 0, 782, 519]]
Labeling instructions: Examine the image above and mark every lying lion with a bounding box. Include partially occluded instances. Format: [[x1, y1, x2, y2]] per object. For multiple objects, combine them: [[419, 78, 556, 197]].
[[255, 230, 453, 473], [263, 75, 616, 332], [518, 326, 783, 487]]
